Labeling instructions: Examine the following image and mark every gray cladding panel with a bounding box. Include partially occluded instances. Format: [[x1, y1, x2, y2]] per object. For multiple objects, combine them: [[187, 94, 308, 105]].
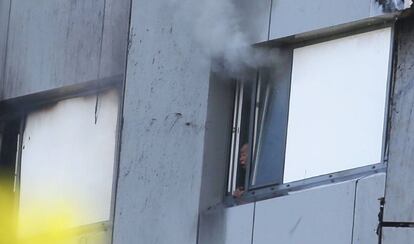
[[198, 204, 254, 244], [253, 181, 356, 244], [382, 228, 414, 243], [352, 174, 386, 244], [98, 0, 130, 78], [384, 18, 414, 223], [4, 0, 104, 99], [223, 205, 254, 244], [0, 0, 10, 97], [113, 1, 211, 244], [269, 0, 372, 40]]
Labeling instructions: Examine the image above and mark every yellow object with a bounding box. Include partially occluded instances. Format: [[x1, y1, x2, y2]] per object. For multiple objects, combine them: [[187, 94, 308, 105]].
[[0, 182, 106, 244]]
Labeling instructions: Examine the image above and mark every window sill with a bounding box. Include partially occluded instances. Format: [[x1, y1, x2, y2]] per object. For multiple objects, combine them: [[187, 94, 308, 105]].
[[223, 162, 387, 208]]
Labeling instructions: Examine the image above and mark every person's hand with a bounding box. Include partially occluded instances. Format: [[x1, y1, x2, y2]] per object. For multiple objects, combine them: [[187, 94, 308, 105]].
[[239, 144, 249, 168], [232, 187, 245, 198]]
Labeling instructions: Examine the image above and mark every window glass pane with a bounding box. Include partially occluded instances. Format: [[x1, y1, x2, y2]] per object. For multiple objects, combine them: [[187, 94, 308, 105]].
[[284, 28, 391, 183], [19, 89, 119, 228], [250, 72, 290, 187], [237, 82, 255, 188]]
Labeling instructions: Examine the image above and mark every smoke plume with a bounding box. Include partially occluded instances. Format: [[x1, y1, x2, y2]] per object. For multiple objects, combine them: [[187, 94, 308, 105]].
[[375, 0, 408, 12], [169, 0, 278, 78]]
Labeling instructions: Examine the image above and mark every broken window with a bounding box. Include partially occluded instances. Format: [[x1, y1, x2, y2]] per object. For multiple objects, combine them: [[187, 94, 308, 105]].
[[228, 27, 392, 196]]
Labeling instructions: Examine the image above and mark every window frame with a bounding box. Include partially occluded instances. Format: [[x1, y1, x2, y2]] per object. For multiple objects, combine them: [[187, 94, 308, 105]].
[[225, 23, 396, 205], [0, 78, 123, 240]]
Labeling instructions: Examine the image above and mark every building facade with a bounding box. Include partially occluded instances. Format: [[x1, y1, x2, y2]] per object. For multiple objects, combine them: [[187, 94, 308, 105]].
[[1, 0, 414, 243]]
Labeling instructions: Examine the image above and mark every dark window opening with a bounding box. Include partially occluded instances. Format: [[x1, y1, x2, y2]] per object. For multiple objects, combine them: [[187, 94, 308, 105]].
[[0, 119, 21, 194], [227, 70, 291, 197]]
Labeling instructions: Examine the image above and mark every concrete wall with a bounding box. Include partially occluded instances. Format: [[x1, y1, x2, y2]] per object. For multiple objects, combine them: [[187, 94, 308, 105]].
[[380, 18, 414, 243], [1, 0, 413, 243], [112, 1, 211, 243], [0, 0, 129, 100], [198, 74, 235, 213], [383, 17, 414, 223]]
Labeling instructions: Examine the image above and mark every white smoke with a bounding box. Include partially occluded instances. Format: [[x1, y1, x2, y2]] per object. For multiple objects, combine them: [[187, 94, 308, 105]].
[[373, 0, 410, 12], [169, 0, 278, 78], [392, 0, 405, 9]]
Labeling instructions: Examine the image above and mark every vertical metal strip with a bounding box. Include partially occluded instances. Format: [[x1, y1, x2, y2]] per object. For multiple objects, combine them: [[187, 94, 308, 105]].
[[381, 25, 396, 165], [252, 75, 262, 160], [13, 115, 25, 220], [350, 179, 359, 244], [380, 24, 397, 234], [97, 0, 107, 78], [267, 0, 273, 41], [110, 0, 134, 242], [245, 74, 259, 192], [12, 132, 19, 192], [228, 81, 240, 193], [250, 202, 256, 244], [252, 83, 270, 185], [232, 83, 244, 193]]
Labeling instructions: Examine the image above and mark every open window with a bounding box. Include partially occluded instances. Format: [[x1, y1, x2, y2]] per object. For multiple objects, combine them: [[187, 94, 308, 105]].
[[227, 27, 393, 198]]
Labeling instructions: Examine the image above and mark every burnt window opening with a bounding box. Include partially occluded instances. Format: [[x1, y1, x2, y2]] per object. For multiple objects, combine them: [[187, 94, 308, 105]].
[[227, 27, 393, 200], [0, 118, 22, 194], [0, 86, 121, 242]]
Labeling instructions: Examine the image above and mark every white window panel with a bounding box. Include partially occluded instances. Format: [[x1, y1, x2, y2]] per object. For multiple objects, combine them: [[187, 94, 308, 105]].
[[19, 89, 119, 226], [284, 28, 391, 183]]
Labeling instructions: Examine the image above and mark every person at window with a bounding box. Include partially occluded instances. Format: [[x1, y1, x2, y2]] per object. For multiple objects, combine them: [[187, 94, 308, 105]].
[[233, 143, 248, 198]]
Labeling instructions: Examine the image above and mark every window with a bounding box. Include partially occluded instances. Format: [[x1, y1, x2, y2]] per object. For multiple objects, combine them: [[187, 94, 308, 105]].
[[228, 27, 392, 197], [0, 87, 120, 242], [19, 89, 119, 227]]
